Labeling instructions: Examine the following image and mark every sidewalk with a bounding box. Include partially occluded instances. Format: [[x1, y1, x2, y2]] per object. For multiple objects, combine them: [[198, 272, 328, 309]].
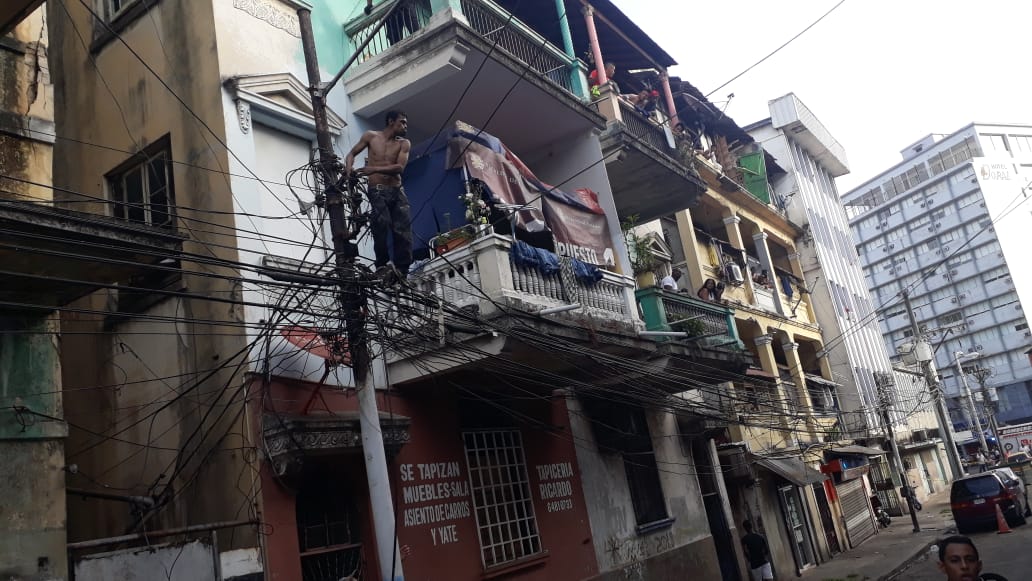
[[801, 489, 955, 581]]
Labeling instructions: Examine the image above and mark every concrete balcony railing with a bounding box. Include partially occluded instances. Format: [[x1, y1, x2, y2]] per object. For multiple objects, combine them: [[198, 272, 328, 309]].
[[410, 233, 637, 325], [635, 287, 742, 350]]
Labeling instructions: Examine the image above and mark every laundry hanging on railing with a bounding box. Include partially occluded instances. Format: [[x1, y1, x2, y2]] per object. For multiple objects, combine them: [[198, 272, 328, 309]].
[[511, 240, 560, 276]]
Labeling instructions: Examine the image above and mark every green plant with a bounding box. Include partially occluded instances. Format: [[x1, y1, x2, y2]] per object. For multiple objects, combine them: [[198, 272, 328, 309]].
[[669, 315, 706, 336], [460, 182, 489, 226], [621, 214, 658, 275]]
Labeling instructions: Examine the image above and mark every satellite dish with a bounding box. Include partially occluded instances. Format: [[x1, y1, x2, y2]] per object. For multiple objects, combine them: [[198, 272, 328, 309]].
[[280, 326, 350, 365]]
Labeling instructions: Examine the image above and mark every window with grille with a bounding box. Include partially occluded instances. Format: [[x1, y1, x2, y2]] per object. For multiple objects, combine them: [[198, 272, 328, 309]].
[[295, 467, 363, 581], [107, 137, 175, 229], [462, 430, 542, 569]]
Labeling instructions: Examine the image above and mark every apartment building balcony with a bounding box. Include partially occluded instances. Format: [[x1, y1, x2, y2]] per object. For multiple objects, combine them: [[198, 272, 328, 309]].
[[597, 93, 707, 222], [387, 233, 643, 383], [0, 201, 185, 309], [635, 287, 741, 350], [344, 0, 603, 154]]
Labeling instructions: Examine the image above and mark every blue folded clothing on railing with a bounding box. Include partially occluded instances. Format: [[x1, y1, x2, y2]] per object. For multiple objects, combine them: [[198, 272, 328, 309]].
[[510, 241, 561, 276], [571, 258, 603, 285]]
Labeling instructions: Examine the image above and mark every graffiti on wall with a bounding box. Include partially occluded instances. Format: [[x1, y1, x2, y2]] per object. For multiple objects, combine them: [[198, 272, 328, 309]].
[[605, 530, 675, 569]]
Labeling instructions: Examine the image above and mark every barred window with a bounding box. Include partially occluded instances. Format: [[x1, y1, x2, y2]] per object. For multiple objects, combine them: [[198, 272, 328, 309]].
[[463, 430, 542, 569]]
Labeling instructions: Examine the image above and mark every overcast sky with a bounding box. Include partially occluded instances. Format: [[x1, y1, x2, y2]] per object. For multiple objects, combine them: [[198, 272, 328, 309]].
[[611, 0, 1032, 194]]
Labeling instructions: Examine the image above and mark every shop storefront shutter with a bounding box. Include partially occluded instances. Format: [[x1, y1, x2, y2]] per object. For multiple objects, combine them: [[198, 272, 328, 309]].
[[837, 478, 876, 547]]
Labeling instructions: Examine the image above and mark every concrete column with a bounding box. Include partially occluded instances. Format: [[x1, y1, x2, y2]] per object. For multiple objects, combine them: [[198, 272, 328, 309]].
[[582, 5, 607, 85], [754, 334, 791, 433], [555, 0, 590, 100], [786, 252, 817, 322], [722, 214, 756, 303], [752, 231, 787, 316], [660, 71, 678, 128], [786, 252, 805, 279], [722, 214, 745, 249], [783, 340, 818, 440], [675, 210, 706, 292]]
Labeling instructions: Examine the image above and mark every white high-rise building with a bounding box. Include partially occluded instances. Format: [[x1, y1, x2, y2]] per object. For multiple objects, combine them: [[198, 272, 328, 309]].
[[842, 123, 1032, 431], [747, 94, 938, 443]]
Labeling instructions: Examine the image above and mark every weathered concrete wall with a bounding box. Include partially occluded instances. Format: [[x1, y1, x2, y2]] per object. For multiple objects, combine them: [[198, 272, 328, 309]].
[[0, 7, 52, 203], [568, 396, 724, 578], [0, 316, 68, 581], [48, 0, 255, 548]]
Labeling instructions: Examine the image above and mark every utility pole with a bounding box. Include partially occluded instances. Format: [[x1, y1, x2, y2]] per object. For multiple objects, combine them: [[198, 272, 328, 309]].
[[955, 354, 989, 456], [297, 9, 404, 581], [902, 290, 964, 480], [971, 366, 1001, 454], [876, 373, 920, 532]]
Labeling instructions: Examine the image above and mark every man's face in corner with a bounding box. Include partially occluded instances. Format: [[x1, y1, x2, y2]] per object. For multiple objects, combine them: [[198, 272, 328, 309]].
[[938, 542, 981, 581], [391, 116, 408, 137]]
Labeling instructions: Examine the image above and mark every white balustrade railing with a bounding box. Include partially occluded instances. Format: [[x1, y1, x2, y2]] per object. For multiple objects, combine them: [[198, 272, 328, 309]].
[[410, 234, 634, 321]]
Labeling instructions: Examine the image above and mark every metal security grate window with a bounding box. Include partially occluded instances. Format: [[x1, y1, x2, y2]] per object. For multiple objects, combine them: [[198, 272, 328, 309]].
[[462, 430, 542, 569]]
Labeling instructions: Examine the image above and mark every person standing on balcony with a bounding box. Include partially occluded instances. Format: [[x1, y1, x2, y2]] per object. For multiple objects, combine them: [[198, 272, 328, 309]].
[[697, 278, 725, 302], [661, 268, 682, 291], [589, 62, 616, 98], [367, 0, 432, 46], [345, 110, 413, 281]]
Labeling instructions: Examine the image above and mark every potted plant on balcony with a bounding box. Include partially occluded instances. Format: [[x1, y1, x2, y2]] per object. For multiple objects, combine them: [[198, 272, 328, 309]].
[[668, 315, 706, 337], [622, 214, 659, 288], [432, 225, 477, 256], [432, 184, 492, 256]]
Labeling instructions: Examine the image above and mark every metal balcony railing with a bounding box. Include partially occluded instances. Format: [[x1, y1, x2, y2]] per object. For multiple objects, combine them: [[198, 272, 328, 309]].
[[618, 100, 671, 153], [345, 0, 585, 99], [459, 0, 578, 95], [635, 287, 741, 349]]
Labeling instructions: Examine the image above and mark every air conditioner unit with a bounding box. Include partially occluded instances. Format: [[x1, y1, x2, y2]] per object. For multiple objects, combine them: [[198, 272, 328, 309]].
[[889, 244, 896, 249], [889, 268, 897, 274], [727, 263, 745, 284], [959, 293, 967, 299], [976, 344, 984, 351], [950, 270, 958, 276], [950, 297, 958, 303], [997, 252, 1004, 258], [927, 226, 935, 232], [876, 224, 883, 229], [935, 249, 943, 255], [944, 245, 950, 251], [1025, 331, 1031, 338]]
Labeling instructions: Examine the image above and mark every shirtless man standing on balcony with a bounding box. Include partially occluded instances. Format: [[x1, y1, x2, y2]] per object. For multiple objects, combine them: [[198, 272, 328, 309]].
[[345, 110, 413, 280]]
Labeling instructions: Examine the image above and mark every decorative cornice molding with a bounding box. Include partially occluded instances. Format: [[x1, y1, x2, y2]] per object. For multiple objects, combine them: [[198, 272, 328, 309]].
[[232, 0, 302, 38], [227, 72, 345, 139]]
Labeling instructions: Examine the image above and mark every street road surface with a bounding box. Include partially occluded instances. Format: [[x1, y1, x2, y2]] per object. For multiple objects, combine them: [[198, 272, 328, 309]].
[[899, 518, 1032, 580]]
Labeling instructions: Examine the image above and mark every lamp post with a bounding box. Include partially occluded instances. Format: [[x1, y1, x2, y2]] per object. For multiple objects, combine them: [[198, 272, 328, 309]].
[[955, 351, 989, 456]]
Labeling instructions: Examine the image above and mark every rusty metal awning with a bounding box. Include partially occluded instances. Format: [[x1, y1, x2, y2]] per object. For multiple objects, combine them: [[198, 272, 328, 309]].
[[752, 455, 827, 487]]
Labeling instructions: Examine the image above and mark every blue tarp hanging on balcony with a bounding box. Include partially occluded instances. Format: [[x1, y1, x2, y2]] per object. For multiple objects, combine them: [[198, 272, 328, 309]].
[[403, 121, 617, 266]]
